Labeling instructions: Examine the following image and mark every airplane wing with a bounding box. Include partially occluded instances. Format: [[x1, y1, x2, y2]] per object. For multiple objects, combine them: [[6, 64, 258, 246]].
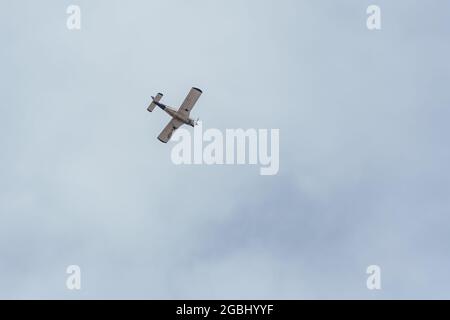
[[177, 87, 202, 116], [157, 118, 184, 143]]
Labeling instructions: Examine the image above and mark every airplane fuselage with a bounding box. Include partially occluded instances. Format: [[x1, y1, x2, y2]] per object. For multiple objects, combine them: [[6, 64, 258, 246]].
[[154, 101, 196, 127]]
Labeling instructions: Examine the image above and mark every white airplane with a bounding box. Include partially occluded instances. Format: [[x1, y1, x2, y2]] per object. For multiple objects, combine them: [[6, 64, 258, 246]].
[[147, 87, 203, 143]]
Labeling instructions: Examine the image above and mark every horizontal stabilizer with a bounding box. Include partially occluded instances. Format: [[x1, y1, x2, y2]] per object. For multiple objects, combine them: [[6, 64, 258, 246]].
[[147, 93, 163, 112]]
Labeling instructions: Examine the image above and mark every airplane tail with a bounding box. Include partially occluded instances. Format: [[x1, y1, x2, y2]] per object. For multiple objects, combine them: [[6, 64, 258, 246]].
[[147, 93, 163, 112]]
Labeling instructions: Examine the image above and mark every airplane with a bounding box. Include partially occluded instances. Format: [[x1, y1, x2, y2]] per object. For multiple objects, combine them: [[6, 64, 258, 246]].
[[147, 87, 203, 143]]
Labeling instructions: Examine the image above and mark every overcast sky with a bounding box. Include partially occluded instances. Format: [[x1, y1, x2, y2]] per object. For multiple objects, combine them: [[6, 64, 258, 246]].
[[1, 0, 450, 299]]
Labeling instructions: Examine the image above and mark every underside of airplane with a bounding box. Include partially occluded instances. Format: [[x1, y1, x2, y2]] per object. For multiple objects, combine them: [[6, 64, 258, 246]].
[[147, 87, 203, 143]]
